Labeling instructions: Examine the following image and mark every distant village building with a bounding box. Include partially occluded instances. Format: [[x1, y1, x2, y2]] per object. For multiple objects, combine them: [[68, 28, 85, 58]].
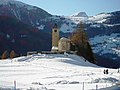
[[51, 23, 71, 52]]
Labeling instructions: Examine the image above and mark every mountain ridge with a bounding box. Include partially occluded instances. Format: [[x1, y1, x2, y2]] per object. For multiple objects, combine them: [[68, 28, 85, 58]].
[[72, 12, 88, 17], [0, 15, 51, 56]]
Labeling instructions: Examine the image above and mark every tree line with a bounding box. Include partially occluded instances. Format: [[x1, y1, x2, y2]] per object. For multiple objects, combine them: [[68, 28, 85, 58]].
[[0, 50, 16, 59]]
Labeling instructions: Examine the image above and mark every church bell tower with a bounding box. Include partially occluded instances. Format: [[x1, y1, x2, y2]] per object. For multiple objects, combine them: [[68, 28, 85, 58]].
[[52, 23, 59, 47]]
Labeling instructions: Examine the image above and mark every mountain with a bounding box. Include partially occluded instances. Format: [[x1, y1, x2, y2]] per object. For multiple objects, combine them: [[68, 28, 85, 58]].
[[0, 15, 51, 56], [72, 12, 88, 17], [72, 12, 120, 67], [51, 11, 120, 63], [0, 0, 51, 19], [0, 0, 53, 56], [85, 11, 120, 62], [59, 11, 120, 61], [0, 0, 119, 67], [64, 11, 120, 34], [0, 0, 52, 31]]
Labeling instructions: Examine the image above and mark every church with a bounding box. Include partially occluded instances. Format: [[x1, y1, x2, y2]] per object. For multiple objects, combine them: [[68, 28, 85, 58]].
[[51, 23, 71, 52]]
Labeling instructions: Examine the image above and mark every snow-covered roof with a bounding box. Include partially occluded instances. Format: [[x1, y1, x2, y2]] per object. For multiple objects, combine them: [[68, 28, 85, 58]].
[[72, 12, 88, 17], [51, 46, 58, 50], [59, 37, 71, 42]]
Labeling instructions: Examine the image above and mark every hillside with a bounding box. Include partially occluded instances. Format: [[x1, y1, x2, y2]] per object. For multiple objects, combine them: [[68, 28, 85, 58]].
[[51, 11, 120, 63], [0, 0, 51, 24], [0, 16, 51, 56], [0, 54, 119, 90]]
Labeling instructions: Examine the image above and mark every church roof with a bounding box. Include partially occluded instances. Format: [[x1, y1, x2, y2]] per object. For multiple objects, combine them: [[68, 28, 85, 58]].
[[53, 23, 58, 28], [59, 37, 71, 42]]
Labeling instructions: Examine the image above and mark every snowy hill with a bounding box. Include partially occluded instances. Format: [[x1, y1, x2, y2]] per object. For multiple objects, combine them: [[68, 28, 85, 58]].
[[90, 33, 120, 60], [0, 54, 119, 90]]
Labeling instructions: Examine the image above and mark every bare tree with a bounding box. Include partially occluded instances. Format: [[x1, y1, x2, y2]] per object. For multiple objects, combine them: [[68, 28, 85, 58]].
[[10, 50, 16, 59], [71, 22, 95, 63], [1, 50, 8, 59]]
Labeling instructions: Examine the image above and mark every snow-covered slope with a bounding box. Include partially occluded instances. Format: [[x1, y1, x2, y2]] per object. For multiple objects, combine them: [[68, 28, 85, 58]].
[[88, 13, 111, 23], [55, 12, 116, 33], [0, 0, 35, 10], [0, 0, 25, 6], [0, 0, 51, 30], [66, 11, 120, 61], [60, 11, 119, 33], [58, 11, 120, 61], [0, 54, 119, 90], [90, 33, 120, 60]]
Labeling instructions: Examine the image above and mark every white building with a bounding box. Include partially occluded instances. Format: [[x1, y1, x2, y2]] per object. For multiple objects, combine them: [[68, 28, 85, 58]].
[[58, 37, 70, 52]]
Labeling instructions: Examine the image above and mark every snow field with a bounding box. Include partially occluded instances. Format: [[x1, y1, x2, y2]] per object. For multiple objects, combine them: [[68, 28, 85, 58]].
[[0, 54, 119, 90]]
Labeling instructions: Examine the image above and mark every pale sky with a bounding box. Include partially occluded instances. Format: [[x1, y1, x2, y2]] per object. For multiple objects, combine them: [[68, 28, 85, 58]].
[[17, 0, 120, 16]]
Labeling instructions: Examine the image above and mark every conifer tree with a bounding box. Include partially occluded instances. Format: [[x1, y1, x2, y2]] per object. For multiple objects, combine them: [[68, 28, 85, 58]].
[[86, 42, 96, 63]]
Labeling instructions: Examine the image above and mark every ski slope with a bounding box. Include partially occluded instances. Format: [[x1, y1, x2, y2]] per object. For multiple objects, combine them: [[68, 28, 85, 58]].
[[0, 54, 119, 90]]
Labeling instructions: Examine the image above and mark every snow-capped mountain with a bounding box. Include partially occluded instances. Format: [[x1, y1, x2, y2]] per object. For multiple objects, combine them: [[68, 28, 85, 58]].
[[62, 11, 120, 61], [0, 0, 119, 65], [0, 0, 51, 30], [85, 11, 120, 61], [65, 11, 120, 34], [72, 12, 88, 17]]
